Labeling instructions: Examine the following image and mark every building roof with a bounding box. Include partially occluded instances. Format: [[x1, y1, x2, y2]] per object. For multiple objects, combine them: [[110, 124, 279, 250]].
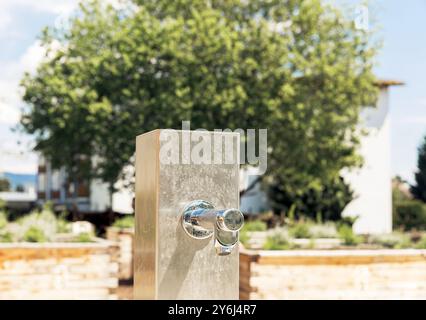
[[376, 79, 405, 88]]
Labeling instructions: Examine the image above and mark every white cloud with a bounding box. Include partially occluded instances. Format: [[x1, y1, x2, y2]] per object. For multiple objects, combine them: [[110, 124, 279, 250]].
[[0, 40, 46, 126], [0, 146, 37, 174], [395, 116, 426, 125], [0, 0, 79, 15], [19, 41, 46, 74], [0, 101, 21, 125]]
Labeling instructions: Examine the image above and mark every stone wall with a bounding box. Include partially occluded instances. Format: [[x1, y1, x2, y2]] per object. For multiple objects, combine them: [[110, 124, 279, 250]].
[[0, 241, 119, 299], [240, 249, 426, 300], [106, 227, 133, 281]]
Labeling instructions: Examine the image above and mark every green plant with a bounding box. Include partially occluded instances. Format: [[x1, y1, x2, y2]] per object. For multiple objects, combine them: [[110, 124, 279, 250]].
[[57, 211, 70, 233], [113, 216, 135, 229], [73, 232, 94, 243], [289, 222, 311, 239], [17, 207, 58, 241], [0, 211, 7, 229], [309, 222, 338, 239], [338, 216, 359, 227], [370, 233, 412, 249], [415, 235, 426, 249], [0, 231, 13, 243], [243, 220, 267, 232], [263, 232, 291, 250], [287, 204, 296, 223], [338, 224, 361, 246], [23, 226, 47, 243], [239, 229, 250, 247], [393, 200, 426, 231]]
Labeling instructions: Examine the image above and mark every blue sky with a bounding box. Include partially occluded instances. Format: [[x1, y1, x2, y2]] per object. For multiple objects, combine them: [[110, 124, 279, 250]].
[[372, 0, 426, 182], [0, 0, 425, 183]]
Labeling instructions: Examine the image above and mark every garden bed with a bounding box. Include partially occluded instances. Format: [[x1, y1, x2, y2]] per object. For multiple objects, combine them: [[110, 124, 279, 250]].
[[0, 239, 119, 299], [106, 227, 134, 281], [240, 248, 426, 299]]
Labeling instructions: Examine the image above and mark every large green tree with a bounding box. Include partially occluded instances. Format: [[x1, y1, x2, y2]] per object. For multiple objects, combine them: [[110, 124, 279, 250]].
[[411, 136, 426, 202], [0, 178, 10, 192], [21, 0, 378, 202]]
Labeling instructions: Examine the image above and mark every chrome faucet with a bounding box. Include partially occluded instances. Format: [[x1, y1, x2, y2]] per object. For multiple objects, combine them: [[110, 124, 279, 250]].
[[181, 200, 244, 255]]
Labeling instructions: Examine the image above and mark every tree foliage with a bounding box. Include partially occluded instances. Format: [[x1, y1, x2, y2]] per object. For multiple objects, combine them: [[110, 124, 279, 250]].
[[21, 0, 378, 198], [411, 136, 426, 203], [267, 175, 353, 221], [0, 178, 11, 192]]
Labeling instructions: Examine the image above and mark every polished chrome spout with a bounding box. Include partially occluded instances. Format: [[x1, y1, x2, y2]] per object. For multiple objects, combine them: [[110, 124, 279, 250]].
[[181, 200, 244, 255]]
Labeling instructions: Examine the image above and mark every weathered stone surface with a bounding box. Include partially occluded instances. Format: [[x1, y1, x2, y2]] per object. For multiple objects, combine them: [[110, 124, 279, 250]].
[[240, 249, 426, 300], [0, 240, 119, 300], [106, 227, 134, 281]]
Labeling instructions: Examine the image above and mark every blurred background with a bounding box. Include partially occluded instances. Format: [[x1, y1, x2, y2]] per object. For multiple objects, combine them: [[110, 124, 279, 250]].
[[0, 0, 425, 299]]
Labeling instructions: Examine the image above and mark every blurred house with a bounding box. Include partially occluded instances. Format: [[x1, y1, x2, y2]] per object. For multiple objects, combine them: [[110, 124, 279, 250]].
[[0, 190, 36, 212], [0, 171, 36, 212], [241, 80, 404, 234], [36, 155, 133, 214]]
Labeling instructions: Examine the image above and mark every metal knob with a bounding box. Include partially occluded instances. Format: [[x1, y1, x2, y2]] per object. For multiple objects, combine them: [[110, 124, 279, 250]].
[[181, 200, 244, 255]]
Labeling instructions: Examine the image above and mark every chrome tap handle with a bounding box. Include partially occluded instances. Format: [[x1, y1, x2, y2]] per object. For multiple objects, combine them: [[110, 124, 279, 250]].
[[181, 200, 244, 255]]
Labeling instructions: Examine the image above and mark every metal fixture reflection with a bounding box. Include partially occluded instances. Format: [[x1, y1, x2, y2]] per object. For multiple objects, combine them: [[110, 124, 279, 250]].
[[181, 200, 244, 256]]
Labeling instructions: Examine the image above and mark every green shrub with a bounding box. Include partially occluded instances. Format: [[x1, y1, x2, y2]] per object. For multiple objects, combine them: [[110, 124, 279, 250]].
[[370, 233, 412, 249], [289, 222, 311, 239], [393, 200, 426, 231], [263, 232, 291, 250], [0, 211, 7, 229], [113, 215, 134, 229], [415, 235, 426, 249], [56, 212, 70, 233], [239, 229, 250, 247], [338, 225, 361, 246], [0, 231, 13, 243], [73, 232, 94, 243], [243, 220, 267, 232], [17, 207, 59, 241], [309, 222, 338, 238], [23, 226, 47, 243], [268, 176, 353, 221]]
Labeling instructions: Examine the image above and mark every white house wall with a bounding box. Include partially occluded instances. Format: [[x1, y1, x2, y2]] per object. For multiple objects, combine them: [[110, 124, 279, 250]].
[[342, 88, 392, 234], [240, 167, 270, 214], [89, 178, 134, 214]]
